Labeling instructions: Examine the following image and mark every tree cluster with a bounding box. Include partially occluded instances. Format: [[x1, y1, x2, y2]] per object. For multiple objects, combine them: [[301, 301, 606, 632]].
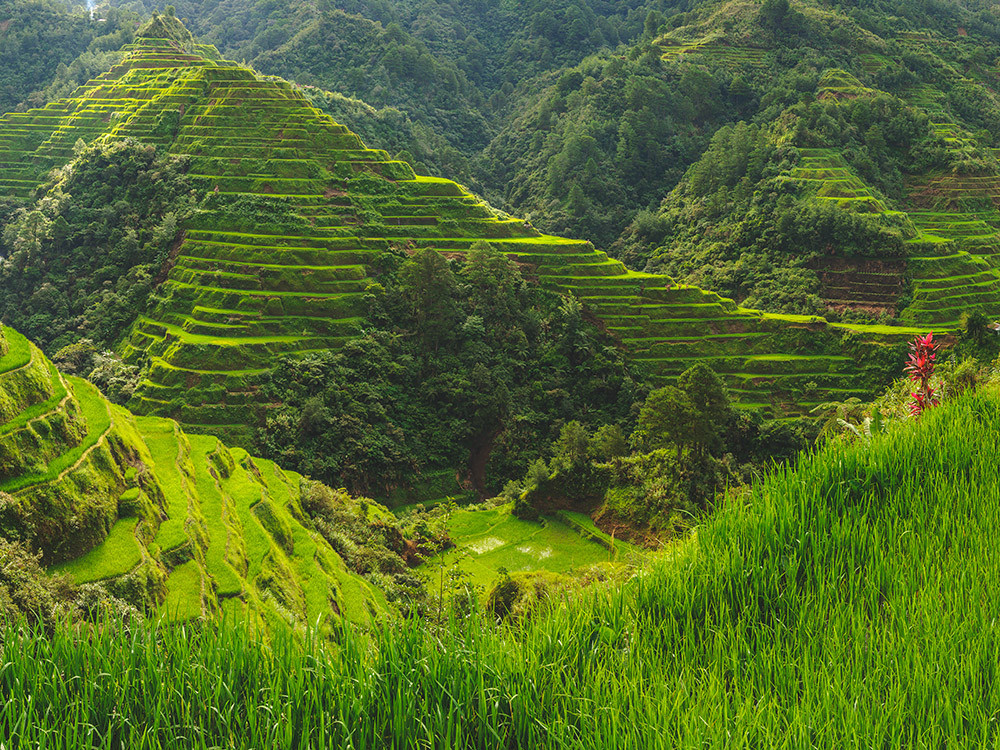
[[257, 243, 643, 500], [0, 140, 194, 353]]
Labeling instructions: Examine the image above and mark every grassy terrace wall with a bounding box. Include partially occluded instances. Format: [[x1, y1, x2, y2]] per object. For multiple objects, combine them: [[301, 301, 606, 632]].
[[0, 36, 916, 427], [0, 325, 384, 630]]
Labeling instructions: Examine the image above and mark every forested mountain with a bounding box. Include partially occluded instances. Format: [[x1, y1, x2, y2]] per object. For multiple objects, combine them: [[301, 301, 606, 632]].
[[0, 1, 141, 114], [10, 1, 1000, 503], [84, 0, 680, 185], [6, 5, 1000, 745], [4, 14, 936, 500], [16, 1, 1000, 257], [13, 0, 999, 309]]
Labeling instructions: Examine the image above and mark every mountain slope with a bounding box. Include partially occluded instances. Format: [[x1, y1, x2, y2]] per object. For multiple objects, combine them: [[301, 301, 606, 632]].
[[0, 324, 387, 630], [596, 0, 1000, 327], [6, 377, 1000, 746], [0, 18, 921, 429]]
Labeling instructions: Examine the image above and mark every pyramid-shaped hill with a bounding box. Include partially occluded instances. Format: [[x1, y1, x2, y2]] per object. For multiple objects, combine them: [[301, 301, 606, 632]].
[[0, 325, 388, 630], [0, 28, 924, 434]]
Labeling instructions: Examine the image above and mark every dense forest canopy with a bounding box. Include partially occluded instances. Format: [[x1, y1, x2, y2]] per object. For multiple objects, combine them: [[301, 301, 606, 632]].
[[6, 11, 1000, 748]]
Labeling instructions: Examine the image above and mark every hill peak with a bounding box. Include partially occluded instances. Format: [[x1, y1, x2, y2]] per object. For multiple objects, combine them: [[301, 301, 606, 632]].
[[136, 7, 194, 47]]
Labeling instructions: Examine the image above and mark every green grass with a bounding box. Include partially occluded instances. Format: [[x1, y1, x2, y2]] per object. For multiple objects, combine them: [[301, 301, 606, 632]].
[[136, 416, 193, 552], [440, 505, 620, 589], [7, 387, 1000, 746], [0, 377, 112, 493], [52, 516, 142, 583], [0, 363, 66, 436], [187, 434, 242, 597], [0, 326, 32, 375], [159, 560, 203, 620], [222, 449, 272, 582]]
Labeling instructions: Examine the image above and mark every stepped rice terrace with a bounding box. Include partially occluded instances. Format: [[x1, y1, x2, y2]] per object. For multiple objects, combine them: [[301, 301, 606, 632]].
[[0, 33, 930, 433], [648, 29, 1000, 332], [6, 2, 1000, 746], [0, 324, 388, 628]]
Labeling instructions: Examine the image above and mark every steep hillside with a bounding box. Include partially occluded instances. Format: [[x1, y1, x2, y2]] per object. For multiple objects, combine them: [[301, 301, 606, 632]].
[[602, 0, 1000, 327], [0, 324, 388, 630], [0, 2, 139, 115], [486, 0, 1000, 286], [7, 378, 1000, 747], [0, 17, 920, 431]]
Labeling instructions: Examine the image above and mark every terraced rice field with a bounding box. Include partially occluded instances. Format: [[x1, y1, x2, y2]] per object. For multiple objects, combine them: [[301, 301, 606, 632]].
[[899, 121, 1000, 325], [0, 35, 928, 422], [657, 35, 767, 69], [785, 131, 1000, 325], [790, 148, 892, 212], [440, 505, 643, 590], [0, 325, 383, 630]]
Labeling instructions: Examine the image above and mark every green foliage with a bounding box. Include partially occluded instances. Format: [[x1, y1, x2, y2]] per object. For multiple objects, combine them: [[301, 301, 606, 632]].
[[87, 351, 141, 405], [136, 10, 194, 47], [0, 537, 140, 632], [485, 569, 576, 624], [551, 421, 591, 469], [483, 50, 741, 246], [633, 385, 698, 456], [599, 448, 715, 533], [0, 140, 193, 353], [589, 423, 628, 461], [677, 361, 730, 450], [8, 388, 1000, 745], [0, 3, 138, 114], [259, 248, 642, 499]]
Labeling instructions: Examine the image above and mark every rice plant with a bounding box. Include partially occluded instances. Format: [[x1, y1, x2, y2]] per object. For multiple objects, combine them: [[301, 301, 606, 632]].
[[4, 387, 1000, 747]]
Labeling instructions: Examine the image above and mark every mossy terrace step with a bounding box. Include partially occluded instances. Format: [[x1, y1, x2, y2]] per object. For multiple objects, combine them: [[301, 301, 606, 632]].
[[0, 322, 384, 628], [656, 35, 767, 69]]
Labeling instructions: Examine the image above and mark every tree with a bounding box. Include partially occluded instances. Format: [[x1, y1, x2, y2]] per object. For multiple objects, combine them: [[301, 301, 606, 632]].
[[760, 0, 789, 28], [552, 421, 591, 469], [461, 241, 522, 323], [590, 424, 627, 461], [678, 363, 731, 453], [634, 386, 699, 459], [398, 248, 459, 350], [961, 310, 988, 347]]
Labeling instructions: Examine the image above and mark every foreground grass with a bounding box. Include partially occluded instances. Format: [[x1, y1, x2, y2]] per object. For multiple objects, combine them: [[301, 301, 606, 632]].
[[6, 389, 1000, 747]]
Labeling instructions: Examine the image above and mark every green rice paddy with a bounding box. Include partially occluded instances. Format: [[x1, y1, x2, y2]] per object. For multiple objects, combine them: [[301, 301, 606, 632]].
[[52, 516, 142, 583], [440, 505, 640, 589], [6, 385, 1000, 747]]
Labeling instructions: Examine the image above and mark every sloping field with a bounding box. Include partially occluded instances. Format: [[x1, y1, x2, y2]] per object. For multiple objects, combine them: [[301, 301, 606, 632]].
[[5, 381, 1000, 746], [439, 505, 643, 589], [0, 35, 923, 423], [0, 325, 383, 630]]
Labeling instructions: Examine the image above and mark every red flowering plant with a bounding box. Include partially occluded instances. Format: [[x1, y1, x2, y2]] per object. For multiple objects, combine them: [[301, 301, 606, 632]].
[[904, 333, 940, 417]]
